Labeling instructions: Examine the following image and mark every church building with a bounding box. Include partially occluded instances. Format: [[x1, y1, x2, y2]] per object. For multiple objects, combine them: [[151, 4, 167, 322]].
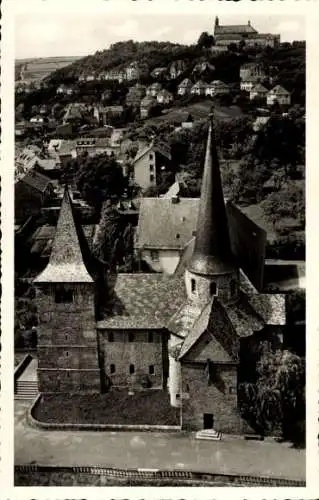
[[34, 115, 285, 433]]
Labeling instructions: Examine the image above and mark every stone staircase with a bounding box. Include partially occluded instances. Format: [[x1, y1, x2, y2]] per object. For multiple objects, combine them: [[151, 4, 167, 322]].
[[15, 380, 38, 400]]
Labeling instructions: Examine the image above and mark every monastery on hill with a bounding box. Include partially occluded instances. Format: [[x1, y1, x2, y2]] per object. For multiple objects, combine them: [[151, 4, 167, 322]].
[[33, 116, 285, 433], [213, 17, 280, 48]]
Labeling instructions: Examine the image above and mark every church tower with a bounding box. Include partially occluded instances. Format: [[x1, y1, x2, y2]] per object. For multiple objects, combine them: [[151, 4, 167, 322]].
[[185, 113, 239, 305], [34, 187, 101, 393]]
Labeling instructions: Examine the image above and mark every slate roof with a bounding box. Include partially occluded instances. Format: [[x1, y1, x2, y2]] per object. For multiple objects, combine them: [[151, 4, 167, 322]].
[[215, 24, 257, 35], [269, 85, 290, 95], [251, 83, 268, 93], [135, 197, 198, 250], [97, 273, 187, 329], [21, 170, 52, 193], [34, 188, 94, 283], [30, 224, 96, 256]]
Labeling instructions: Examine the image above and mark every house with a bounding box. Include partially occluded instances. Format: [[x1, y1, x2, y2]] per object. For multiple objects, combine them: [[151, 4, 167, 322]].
[[132, 141, 171, 190], [140, 96, 157, 119], [177, 78, 193, 96], [267, 85, 291, 106], [157, 89, 174, 105], [191, 80, 207, 96], [75, 137, 111, 157], [240, 62, 266, 82], [214, 17, 280, 48], [33, 118, 285, 434], [126, 83, 147, 108], [146, 82, 163, 97], [126, 61, 149, 81], [15, 146, 42, 180], [169, 60, 186, 79], [240, 79, 259, 92], [94, 105, 125, 125], [250, 83, 268, 101], [56, 85, 75, 96], [151, 67, 167, 79], [192, 61, 215, 75], [30, 115, 46, 125], [205, 80, 230, 97], [47, 139, 77, 164], [135, 196, 199, 274], [15, 170, 54, 224]]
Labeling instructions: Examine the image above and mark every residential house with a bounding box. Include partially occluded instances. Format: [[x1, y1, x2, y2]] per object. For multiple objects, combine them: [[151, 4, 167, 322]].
[[47, 139, 77, 165], [240, 79, 259, 92], [205, 80, 230, 97], [191, 80, 207, 96], [157, 89, 174, 105], [192, 61, 215, 76], [267, 85, 291, 106], [250, 83, 268, 101], [135, 196, 199, 274], [126, 61, 149, 81], [126, 83, 147, 108], [177, 78, 193, 96], [132, 141, 171, 190], [146, 82, 163, 97], [75, 137, 111, 157], [140, 96, 157, 119], [30, 115, 46, 125], [240, 62, 266, 82], [94, 105, 124, 126], [169, 60, 186, 79], [56, 85, 75, 96], [151, 67, 167, 79], [15, 170, 54, 224]]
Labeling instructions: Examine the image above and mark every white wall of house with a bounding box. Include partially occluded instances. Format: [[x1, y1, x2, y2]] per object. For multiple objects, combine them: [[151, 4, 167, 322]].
[[141, 249, 181, 274], [133, 152, 157, 190]]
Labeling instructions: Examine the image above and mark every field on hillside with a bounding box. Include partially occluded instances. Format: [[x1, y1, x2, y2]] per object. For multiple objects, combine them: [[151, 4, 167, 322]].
[[15, 56, 82, 82]]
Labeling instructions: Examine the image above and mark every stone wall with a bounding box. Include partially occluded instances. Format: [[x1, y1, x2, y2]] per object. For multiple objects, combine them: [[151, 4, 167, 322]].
[[184, 268, 239, 305], [36, 283, 101, 393], [98, 329, 168, 388], [181, 362, 243, 433]]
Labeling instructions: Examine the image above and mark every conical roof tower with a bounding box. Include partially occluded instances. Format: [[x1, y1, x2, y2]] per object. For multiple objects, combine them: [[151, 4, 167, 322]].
[[34, 186, 94, 283], [187, 113, 236, 276]]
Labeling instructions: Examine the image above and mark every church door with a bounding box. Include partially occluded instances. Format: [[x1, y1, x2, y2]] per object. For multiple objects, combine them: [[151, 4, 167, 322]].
[[203, 413, 214, 429]]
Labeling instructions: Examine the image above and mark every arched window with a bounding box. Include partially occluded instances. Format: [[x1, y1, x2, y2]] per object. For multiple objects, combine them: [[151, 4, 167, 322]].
[[191, 279, 196, 293], [210, 282, 217, 296]]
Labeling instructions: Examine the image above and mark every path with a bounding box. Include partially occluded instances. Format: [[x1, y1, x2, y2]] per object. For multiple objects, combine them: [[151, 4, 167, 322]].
[[15, 401, 305, 481]]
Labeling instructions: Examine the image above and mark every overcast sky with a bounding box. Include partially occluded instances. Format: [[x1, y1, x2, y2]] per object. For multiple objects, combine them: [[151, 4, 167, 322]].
[[15, 11, 305, 60]]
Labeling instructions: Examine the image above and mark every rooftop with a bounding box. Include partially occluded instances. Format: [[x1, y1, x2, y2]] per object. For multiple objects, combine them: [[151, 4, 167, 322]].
[[97, 273, 186, 329]]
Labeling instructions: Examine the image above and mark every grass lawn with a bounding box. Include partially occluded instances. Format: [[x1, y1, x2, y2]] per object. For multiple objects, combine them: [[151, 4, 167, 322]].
[[33, 389, 180, 426]]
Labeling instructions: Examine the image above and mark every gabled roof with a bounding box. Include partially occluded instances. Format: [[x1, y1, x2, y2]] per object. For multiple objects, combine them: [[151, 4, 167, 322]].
[[34, 188, 94, 283], [20, 170, 52, 192], [178, 78, 192, 88], [215, 23, 257, 35], [133, 141, 171, 164], [269, 85, 290, 95], [251, 83, 268, 93]]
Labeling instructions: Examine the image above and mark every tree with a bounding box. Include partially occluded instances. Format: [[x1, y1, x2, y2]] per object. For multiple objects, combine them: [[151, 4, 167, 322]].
[[197, 32, 214, 49], [239, 341, 305, 445], [76, 153, 126, 208]]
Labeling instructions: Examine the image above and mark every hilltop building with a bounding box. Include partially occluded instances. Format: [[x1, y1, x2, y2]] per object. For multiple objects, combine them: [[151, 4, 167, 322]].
[[213, 17, 280, 48], [33, 115, 285, 433]]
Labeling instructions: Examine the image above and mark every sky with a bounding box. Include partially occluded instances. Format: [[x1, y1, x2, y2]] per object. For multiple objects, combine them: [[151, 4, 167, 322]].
[[15, 10, 306, 60]]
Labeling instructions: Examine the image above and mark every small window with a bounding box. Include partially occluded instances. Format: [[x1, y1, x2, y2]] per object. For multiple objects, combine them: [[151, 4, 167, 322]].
[[149, 365, 154, 375], [150, 174, 155, 183], [128, 332, 134, 343], [108, 332, 114, 342], [149, 164, 154, 172], [230, 280, 237, 297], [65, 334, 68, 342], [149, 153, 153, 160], [129, 364, 135, 374], [229, 387, 235, 395], [210, 282, 217, 296], [150, 250, 159, 262], [55, 286, 73, 303], [148, 332, 154, 343], [65, 351, 69, 357], [176, 233, 180, 239], [176, 393, 180, 400], [191, 279, 196, 293], [110, 364, 116, 374], [67, 372, 70, 378]]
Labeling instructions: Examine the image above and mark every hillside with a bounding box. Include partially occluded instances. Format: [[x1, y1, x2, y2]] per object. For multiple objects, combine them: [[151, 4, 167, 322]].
[[15, 56, 83, 82]]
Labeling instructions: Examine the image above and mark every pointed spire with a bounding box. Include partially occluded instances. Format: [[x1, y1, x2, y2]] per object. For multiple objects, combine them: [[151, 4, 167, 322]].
[[34, 186, 93, 283], [187, 111, 236, 276]]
